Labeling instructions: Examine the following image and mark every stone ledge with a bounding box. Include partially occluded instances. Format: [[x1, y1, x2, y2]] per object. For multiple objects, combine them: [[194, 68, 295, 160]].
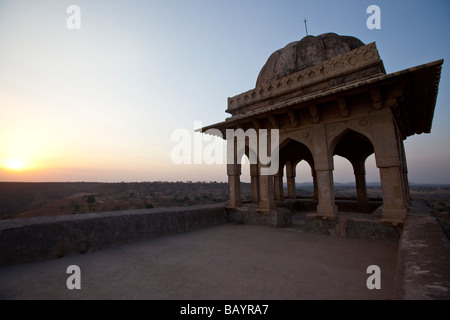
[[303, 212, 401, 242], [0, 204, 227, 267], [226, 205, 292, 228], [392, 201, 450, 300]]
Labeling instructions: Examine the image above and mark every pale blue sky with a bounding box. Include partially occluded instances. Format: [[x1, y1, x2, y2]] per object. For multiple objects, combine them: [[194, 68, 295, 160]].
[[0, 0, 449, 183]]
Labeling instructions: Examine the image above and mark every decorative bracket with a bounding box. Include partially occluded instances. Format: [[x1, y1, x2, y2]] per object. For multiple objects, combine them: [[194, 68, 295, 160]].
[[287, 109, 298, 127], [383, 82, 406, 109], [308, 104, 320, 123], [369, 88, 382, 110], [337, 97, 349, 117]]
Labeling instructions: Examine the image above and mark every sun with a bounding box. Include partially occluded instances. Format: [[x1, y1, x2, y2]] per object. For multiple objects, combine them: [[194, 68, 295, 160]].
[[1, 158, 29, 171]]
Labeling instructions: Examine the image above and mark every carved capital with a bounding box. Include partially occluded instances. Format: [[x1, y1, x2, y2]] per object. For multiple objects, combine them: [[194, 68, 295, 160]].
[[287, 109, 298, 127], [369, 88, 382, 110], [337, 97, 349, 117], [383, 82, 406, 109], [308, 104, 320, 123]]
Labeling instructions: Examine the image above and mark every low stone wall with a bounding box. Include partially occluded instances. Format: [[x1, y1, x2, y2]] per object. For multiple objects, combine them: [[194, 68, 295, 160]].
[[303, 213, 401, 241], [227, 205, 292, 228], [391, 200, 450, 300], [0, 204, 227, 267]]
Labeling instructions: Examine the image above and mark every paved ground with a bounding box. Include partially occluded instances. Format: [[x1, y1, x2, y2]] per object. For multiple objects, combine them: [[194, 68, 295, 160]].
[[0, 221, 398, 300]]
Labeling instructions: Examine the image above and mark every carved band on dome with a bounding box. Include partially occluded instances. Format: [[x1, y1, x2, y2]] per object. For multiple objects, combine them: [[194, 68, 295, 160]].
[[227, 42, 382, 114]]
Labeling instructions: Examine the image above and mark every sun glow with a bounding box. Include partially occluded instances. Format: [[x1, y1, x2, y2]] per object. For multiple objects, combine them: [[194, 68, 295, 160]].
[[1, 158, 29, 171]]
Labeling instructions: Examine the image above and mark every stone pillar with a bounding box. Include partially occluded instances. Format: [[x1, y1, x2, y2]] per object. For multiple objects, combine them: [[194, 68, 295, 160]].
[[313, 124, 337, 219], [226, 137, 242, 208], [274, 172, 284, 201], [312, 168, 318, 200], [399, 139, 411, 208], [379, 166, 407, 225], [227, 163, 241, 208], [258, 170, 275, 212], [286, 161, 296, 199], [315, 169, 338, 219], [250, 163, 259, 203], [258, 130, 275, 213], [371, 109, 408, 225], [354, 163, 368, 202]]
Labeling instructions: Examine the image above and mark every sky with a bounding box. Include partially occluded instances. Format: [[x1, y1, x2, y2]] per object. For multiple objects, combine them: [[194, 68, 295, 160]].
[[0, 0, 449, 184]]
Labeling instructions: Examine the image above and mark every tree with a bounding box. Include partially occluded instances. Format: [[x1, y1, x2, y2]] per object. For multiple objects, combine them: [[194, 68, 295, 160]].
[[86, 195, 96, 204]]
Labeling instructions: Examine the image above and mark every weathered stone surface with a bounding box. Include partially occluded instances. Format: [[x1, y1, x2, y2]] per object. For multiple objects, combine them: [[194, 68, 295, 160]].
[[0, 204, 227, 267], [201, 32, 442, 227], [227, 205, 291, 228], [392, 201, 450, 300], [256, 33, 365, 87], [303, 213, 400, 241], [227, 41, 384, 116]]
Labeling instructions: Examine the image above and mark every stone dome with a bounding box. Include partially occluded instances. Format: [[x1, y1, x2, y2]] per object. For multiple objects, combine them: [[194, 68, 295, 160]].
[[256, 33, 365, 87]]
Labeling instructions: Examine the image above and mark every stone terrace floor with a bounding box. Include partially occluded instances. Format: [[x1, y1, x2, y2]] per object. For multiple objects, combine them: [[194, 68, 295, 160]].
[[1, 199, 448, 300], [0, 218, 398, 300]]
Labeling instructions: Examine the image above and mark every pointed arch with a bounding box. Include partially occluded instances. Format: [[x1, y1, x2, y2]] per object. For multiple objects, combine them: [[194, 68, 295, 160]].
[[329, 129, 375, 203]]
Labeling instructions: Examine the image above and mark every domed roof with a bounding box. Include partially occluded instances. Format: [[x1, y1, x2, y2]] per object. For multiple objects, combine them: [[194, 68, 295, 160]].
[[256, 33, 365, 87]]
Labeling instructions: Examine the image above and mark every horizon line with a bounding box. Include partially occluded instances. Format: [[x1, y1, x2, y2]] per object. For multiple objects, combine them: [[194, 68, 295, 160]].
[[0, 180, 449, 186]]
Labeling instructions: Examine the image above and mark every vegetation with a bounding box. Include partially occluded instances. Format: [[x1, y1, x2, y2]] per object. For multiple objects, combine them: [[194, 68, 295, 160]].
[[1, 181, 449, 236], [1, 182, 249, 219]]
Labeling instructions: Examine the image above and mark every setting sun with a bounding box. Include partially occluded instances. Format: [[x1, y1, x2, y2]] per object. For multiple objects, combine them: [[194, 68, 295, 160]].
[[1, 158, 29, 171]]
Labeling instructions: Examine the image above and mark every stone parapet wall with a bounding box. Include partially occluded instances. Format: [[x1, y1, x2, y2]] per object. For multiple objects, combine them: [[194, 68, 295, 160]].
[[227, 205, 292, 228], [303, 214, 401, 242], [391, 200, 450, 299], [0, 204, 227, 267]]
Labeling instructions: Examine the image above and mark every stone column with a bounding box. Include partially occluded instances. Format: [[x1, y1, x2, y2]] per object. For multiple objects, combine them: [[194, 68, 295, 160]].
[[274, 172, 284, 201], [312, 168, 318, 200], [315, 169, 338, 219], [227, 163, 241, 208], [313, 124, 337, 219], [258, 170, 275, 212], [378, 166, 407, 225], [258, 130, 275, 213], [286, 161, 296, 199], [354, 163, 368, 202], [399, 139, 411, 208], [250, 163, 260, 203], [371, 109, 407, 225], [226, 138, 241, 208]]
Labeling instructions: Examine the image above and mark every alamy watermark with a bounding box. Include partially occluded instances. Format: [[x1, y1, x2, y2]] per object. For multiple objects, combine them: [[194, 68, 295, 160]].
[[366, 5, 381, 30], [171, 121, 279, 175], [66, 265, 81, 289], [366, 265, 381, 289], [66, 5, 81, 30]]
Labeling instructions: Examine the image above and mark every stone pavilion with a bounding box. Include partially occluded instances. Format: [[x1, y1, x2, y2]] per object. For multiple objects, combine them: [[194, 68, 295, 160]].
[[200, 33, 443, 226]]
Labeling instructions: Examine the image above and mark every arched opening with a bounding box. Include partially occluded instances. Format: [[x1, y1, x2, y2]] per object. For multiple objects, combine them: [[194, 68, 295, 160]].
[[275, 139, 316, 213], [239, 154, 252, 202], [365, 154, 382, 201], [330, 129, 381, 213], [295, 160, 315, 198], [333, 155, 356, 199]]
